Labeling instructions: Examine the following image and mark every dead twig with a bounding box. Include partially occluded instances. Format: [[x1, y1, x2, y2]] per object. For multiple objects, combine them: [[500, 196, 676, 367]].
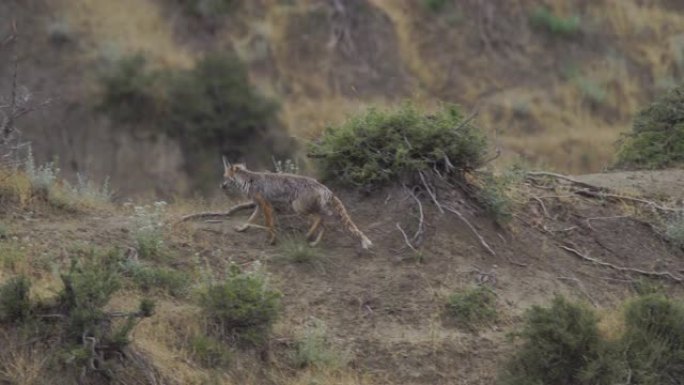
[[396, 223, 418, 254], [419, 170, 444, 214], [558, 244, 683, 283], [444, 204, 496, 257], [531, 196, 551, 218], [405, 187, 425, 246], [526, 171, 606, 191], [176, 201, 255, 223], [584, 215, 630, 231], [576, 189, 683, 213]]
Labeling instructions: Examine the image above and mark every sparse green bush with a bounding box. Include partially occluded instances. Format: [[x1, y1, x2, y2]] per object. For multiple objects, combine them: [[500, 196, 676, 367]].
[[310, 104, 488, 189], [500, 294, 684, 385], [444, 286, 497, 329], [24, 146, 59, 196], [199, 265, 281, 345], [126, 263, 192, 297], [474, 171, 520, 224], [292, 318, 347, 369], [97, 54, 161, 123], [616, 84, 684, 169], [0, 276, 31, 323], [529, 7, 581, 37], [64, 173, 113, 205], [666, 213, 684, 249], [278, 239, 323, 265], [190, 334, 232, 368], [499, 296, 613, 385], [621, 294, 684, 384], [130, 201, 167, 259], [58, 256, 123, 342]]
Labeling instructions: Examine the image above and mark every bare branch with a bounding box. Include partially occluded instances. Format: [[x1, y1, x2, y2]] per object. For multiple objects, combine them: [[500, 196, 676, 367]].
[[558, 244, 683, 283], [419, 170, 444, 214], [176, 201, 256, 223], [444, 204, 496, 257], [396, 223, 418, 254]]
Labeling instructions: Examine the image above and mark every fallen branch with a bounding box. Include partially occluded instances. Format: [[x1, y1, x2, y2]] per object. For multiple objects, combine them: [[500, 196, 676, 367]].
[[405, 187, 425, 246], [444, 204, 496, 257], [396, 223, 418, 254], [576, 189, 683, 213], [526, 171, 606, 191], [558, 244, 683, 283], [528, 171, 683, 213], [176, 201, 255, 223], [419, 170, 444, 214]]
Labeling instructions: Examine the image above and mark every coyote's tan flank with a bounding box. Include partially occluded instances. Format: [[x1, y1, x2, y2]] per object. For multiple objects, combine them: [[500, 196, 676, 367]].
[[221, 159, 372, 249]]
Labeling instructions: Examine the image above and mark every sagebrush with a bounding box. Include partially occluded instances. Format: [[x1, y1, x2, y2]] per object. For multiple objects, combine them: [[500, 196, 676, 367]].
[[310, 103, 488, 189], [499, 294, 684, 385], [616, 84, 684, 169], [199, 265, 281, 346]]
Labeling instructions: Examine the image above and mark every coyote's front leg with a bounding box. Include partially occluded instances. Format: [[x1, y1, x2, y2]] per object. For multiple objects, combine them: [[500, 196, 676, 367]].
[[234, 204, 265, 232], [254, 194, 277, 245]]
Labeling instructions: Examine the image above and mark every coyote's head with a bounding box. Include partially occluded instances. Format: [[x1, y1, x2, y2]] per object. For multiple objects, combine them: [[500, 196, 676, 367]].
[[221, 157, 247, 192]]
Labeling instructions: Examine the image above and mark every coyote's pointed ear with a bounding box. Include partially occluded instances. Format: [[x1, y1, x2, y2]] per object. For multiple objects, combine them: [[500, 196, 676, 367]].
[[222, 156, 231, 170]]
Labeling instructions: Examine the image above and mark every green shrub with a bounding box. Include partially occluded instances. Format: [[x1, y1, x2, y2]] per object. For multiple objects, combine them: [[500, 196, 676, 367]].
[[444, 286, 497, 329], [97, 54, 160, 123], [127, 264, 192, 297], [292, 318, 347, 369], [621, 294, 684, 384], [190, 334, 232, 368], [310, 104, 488, 189], [616, 84, 684, 169], [278, 239, 323, 265], [474, 169, 523, 224], [130, 202, 167, 260], [165, 52, 279, 150], [0, 276, 31, 323], [529, 7, 581, 37], [666, 213, 684, 249], [199, 266, 281, 345], [58, 257, 122, 342], [499, 296, 615, 385]]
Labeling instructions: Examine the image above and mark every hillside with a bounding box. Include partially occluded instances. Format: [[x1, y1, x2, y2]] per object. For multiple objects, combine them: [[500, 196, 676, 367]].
[[1, 0, 684, 195], [0, 165, 682, 384]]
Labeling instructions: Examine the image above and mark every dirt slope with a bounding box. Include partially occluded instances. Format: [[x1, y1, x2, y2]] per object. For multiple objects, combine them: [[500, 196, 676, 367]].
[[1, 169, 682, 384]]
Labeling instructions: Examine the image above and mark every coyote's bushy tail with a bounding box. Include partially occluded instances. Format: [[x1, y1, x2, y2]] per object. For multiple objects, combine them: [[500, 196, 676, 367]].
[[330, 196, 373, 249]]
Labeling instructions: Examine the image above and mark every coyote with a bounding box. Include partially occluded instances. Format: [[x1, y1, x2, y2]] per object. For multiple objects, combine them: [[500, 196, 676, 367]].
[[221, 159, 373, 249]]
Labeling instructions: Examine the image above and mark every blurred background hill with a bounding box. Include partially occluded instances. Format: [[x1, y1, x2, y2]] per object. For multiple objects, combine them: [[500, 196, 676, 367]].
[[1, 0, 683, 197]]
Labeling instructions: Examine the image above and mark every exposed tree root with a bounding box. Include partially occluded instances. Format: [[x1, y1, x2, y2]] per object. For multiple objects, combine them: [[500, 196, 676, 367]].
[[176, 201, 256, 223], [558, 243, 683, 283]]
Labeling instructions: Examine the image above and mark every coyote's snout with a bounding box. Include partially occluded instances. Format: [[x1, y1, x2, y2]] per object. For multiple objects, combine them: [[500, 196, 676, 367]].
[[221, 158, 373, 249]]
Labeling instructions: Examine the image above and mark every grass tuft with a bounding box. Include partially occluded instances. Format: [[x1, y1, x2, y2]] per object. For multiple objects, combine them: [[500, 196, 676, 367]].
[[444, 286, 497, 330]]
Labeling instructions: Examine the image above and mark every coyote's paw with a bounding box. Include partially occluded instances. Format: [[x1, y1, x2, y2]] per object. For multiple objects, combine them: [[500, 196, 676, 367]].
[[234, 224, 249, 232]]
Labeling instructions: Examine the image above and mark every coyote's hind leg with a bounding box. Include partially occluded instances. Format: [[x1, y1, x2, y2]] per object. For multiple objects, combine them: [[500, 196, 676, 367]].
[[306, 214, 325, 247]]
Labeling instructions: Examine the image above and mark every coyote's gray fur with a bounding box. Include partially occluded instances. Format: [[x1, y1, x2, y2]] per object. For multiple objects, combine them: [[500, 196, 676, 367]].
[[221, 158, 373, 249]]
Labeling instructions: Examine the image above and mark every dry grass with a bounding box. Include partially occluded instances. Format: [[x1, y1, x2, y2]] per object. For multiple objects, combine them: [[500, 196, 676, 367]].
[[56, 0, 193, 68], [0, 331, 49, 385]]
